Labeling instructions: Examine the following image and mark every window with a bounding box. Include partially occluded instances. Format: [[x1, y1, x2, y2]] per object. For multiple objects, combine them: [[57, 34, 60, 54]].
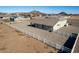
[[28, 23, 53, 32]]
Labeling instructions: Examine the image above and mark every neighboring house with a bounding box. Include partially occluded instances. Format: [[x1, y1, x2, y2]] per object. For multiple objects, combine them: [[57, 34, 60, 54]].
[[2, 16, 15, 22], [14, 17, 30, 22], [29, 16, 68, 32], [2, 17, 11, 22]]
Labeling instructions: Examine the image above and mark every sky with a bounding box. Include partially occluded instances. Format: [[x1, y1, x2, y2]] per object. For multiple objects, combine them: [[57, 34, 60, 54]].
[[0, 6, 79, 14]]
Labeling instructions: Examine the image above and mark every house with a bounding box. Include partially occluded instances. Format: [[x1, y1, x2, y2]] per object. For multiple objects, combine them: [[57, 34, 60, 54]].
[[14, 17, 30, 22], [2, 17, 11, 22], [29, 16, 68, 32]]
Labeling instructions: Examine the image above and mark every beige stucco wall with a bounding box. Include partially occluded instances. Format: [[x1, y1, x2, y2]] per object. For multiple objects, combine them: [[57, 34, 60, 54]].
[[53, 20, 67, 31]]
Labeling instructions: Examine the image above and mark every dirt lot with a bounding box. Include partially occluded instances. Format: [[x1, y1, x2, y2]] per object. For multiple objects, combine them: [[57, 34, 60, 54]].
[[0, 23, 57, 53], [68, 15, 79, 27]]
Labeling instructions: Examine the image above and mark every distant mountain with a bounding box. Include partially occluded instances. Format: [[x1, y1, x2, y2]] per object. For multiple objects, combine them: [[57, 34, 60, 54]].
[[59, 12, 68, 15], [30, 10, 46, 14]]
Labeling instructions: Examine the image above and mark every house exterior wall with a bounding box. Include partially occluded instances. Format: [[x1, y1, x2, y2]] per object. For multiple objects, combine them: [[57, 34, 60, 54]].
[[53, 20, 67, 31]]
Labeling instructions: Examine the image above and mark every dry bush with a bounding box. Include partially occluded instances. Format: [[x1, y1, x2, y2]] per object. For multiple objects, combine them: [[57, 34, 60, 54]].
[[44, 45, 48, 49], [48, 51, 53, 53], [35, 51, 40, 53]]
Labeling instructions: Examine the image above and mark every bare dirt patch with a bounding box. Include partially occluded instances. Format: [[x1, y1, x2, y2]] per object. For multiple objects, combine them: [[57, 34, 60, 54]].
[[68, 15, 79, 27], [0, 23, 57, 53]]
